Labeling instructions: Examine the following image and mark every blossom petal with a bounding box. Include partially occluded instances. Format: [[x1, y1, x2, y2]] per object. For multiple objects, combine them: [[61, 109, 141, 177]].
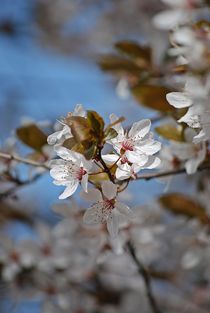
[[73, 104, 86, 117], [126, 151, 148, 165], [115, 201, 134, 218], [166, 92, 192, 108], [59, 181, 79, 199], [54, 146, 78, 162], [116, 164, 131, 180], [81, 188, 103, 202], [102, 181, 117, 200], [137, 141, 161, 155], [83, 202, 106, 224], [107, 211, 119, 237], [102, 154, 119, 165], [81, 173, 88, 192], [128, 119, 151, 140], [153, 10, 188, 30], [50, 165, 73, 180], [143, 156, 161, 169]]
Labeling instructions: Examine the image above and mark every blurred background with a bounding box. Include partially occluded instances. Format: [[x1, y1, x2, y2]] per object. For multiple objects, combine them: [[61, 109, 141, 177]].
[[0, 1, 194, 312]]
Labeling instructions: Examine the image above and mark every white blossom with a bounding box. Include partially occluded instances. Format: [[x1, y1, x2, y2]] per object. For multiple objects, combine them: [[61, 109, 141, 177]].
[[108, 114, 161, 164], [83, 181, 134, 237], [50, 146, 92, 199], [47, 104, 86, 146]]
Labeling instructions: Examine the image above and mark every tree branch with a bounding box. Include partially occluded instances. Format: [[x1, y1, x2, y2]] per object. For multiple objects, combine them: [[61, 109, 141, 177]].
[[135, 163, 210, 181], [0, 151, 50, 169], [127, 241, 161, 313], [1, 151, 210, 182]]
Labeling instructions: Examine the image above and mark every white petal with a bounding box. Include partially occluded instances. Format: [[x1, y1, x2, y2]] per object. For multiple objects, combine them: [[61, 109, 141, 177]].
[[116, 164, 131, 180], [137, 141, 161, 155], [50, 166, 73, 180], [73, 104, 86, 117], [81, 188, 103, 202], [102, 181, 117, 200], [166, 92, 192, 108], [47, 131, 62, 145], [143, 156, 161, 169], [54, 146, 77, 162], [83, 202, 106, 224], [126, 151, 148, 165], [109, 113, 123, 131], [115, 201, 134, 218], [129, 119, 151, 140], [153, 10, 188, 30], [59, 181, 79, 199], [107, 211, 119, 238], [185, 159, 198, 175], [102, 154, 119, 165], [81, 173, 88, 192]]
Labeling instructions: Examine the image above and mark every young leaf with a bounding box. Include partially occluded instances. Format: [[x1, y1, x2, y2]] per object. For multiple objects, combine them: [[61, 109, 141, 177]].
[[66, 116, 93, 144], [98, 54, 143, 75], [131, 85, 174, 112], [104, 128, 118, 141], [115, 41, 151, 67], [87, 110, 105, 138], [16, 124, 47, 151]]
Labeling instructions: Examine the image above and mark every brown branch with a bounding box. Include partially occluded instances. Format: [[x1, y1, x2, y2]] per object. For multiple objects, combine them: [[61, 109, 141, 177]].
[[0, 151, 50, 169], [127, 241, 161, 313], [135, 163, 210, 181], [0, 173, 43, 201], [1, 152, 210, 182]]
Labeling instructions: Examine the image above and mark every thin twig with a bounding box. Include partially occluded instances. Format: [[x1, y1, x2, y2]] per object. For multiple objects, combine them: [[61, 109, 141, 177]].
[[135, 163, 210, 181], [0, 173, 43, 200], [1, 152, 210, 182], [0, 151, 50, 169], [127, 241, 161, 313]]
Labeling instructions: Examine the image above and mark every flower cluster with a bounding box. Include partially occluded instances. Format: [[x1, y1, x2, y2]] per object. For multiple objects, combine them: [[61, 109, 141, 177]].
[[47, 105, 161, 236]]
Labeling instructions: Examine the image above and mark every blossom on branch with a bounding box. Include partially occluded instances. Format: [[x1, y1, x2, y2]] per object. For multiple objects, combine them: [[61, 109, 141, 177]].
[[83, 181, 134, 237], [50, 146, 92, 199]]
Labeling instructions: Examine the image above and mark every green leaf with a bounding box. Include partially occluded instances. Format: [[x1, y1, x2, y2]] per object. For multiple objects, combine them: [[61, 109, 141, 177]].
[[131, 84, 175, 112], [16, 124, 47, 151], [159, 193, 210, 225], [104, 128, 118, 141], [115, 41, 151, 66], [155, 124, 184, 141]]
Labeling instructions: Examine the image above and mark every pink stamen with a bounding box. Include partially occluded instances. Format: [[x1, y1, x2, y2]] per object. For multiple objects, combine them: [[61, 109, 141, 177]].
[[76, 167, 87, 180], [104, 199, 115, 211], [122, 139, 134, 151]]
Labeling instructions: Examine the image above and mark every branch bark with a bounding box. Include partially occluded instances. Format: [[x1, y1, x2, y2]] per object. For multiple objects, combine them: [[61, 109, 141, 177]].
[[127, 241, 161, 313], [0, 151, 50, 169], [1, 151, 210, 182]]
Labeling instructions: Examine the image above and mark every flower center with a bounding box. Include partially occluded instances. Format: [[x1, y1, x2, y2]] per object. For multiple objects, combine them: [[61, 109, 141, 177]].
[[121, 154, 129, 164], [122, 139, 134, 151], [104, 199, 115, 211], [76, 167, 87, 181]]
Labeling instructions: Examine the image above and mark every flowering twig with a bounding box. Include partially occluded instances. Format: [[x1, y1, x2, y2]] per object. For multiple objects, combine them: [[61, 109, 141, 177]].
[[0, 173, 43, 201], [127, 241, 162, 313], [135, 163, 210, 181], [1, 152, 210, 183], [0, 151, 50, 169]]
